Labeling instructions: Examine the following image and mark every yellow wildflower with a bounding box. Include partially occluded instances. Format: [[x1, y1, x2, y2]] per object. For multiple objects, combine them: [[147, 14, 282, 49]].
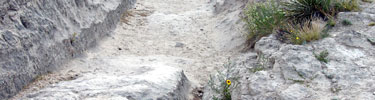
[[296, 37, 300, 40], [226, 80, 231, 86]]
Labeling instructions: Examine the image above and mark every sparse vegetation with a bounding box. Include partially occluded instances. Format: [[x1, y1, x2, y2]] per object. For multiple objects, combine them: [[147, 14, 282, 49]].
[[314, 50, 329, 63], [250, 67, 265, 73], [249, 53, 271, 72], [208, 61, 239, 100], [293, 66, 306, 79], [282, 0, 360, 21], [70, 32, 78, 44], [327, 19, 336, 27], [342, 19, 352, 26], [334, 0, 361, 11], [244, 0, 362, 47], [362, 0, 373, 3], [282, 0, 335, 22], [288, 78, 305, 84], [211, 78, 233, 100], [244, 0, 286, 47], [331, 86, 342, 93], [287, 18, 327, 44], [369, 22, 375, 26]]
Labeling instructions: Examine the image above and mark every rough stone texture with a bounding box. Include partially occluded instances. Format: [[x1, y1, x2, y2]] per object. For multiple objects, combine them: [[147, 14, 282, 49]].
[[16, 56, 190, 100], [11, 0, 243, 99], [202, 0, 250, 99], [0, 0, 135, 99], [210, 0, 248, 51], [204, 1, 375, 100]]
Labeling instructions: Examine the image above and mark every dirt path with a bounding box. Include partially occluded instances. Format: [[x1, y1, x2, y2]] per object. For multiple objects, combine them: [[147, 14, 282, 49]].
[[113, 0, 233, 86], [12, 0, 242, 99]]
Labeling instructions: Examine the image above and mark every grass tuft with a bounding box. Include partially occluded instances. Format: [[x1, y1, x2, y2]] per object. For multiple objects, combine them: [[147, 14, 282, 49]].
[[314, 50, 329, 63], [342, 19, 352, 26], [362, 0, 373, 3], [327, 19, 336, 27], [334, 0, 361, 12], [251, 67, 265, 73], [287, 18, 327, 44], [369, 22, 375, 26]]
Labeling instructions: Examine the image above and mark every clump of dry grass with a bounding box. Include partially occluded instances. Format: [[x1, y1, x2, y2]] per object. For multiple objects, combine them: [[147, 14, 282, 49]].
[[287, 18, 327, 44]]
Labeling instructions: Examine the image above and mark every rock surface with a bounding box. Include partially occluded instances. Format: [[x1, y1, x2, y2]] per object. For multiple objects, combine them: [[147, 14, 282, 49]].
[[16, 56, 190, 100], [204, 1, 375, 100], [0, 0, 135, 99], [6, 0, 374, 99], [10, 0, 246, 99]]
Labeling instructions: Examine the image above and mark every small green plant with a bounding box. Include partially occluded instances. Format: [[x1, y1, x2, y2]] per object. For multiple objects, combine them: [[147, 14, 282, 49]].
[[208, 61, 239, 100], [331, 86, 342, 93], [212, 80, 232, 100], [249, 53, 271, 72], [282, 0, 361, 22], [327, 19, 336, 27], [250, 67, 265, 73], [314, 50, 329, 63], [282, 0, 335, 22], [223, 80, 232, 100], [342, 19, 352, 26], [288, 79, 305, 84], [244, 0, 286, 47], [362, 0, 373, 3], [293, 80, 305, 83], [293, 66, 306, 79], [369, 22, 375, 26], [71, 32, 78, 43], [334, 0, 361, 11]]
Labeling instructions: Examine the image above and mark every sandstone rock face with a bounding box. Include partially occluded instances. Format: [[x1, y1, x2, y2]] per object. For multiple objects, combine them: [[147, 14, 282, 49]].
[[0, 0, 135, 99], [204, 1, 375, 100]]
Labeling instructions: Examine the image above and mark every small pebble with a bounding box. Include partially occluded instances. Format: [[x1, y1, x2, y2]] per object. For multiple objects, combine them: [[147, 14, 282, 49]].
[[368, 38, 375, 45], [118, 48, 122, 50], [332, 79, 337, 83], [175, 42, 184, 47], [269, 74, 274, 79]]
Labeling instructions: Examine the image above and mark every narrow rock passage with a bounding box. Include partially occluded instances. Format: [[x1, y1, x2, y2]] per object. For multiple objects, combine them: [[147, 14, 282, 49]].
[[12, 0, 241, 99], [114, 0, 234, 85]]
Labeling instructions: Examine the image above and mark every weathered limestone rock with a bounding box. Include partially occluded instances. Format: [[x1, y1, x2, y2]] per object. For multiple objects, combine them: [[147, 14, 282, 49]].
[[210, 0, 248, 51], [0, 0, 136, 99], [17, 56, 190, 100], [204, 1, 375, 100]]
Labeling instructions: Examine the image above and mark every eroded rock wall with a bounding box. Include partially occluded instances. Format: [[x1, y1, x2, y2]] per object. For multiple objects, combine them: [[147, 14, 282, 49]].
[[0, 0, 135, 99]]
